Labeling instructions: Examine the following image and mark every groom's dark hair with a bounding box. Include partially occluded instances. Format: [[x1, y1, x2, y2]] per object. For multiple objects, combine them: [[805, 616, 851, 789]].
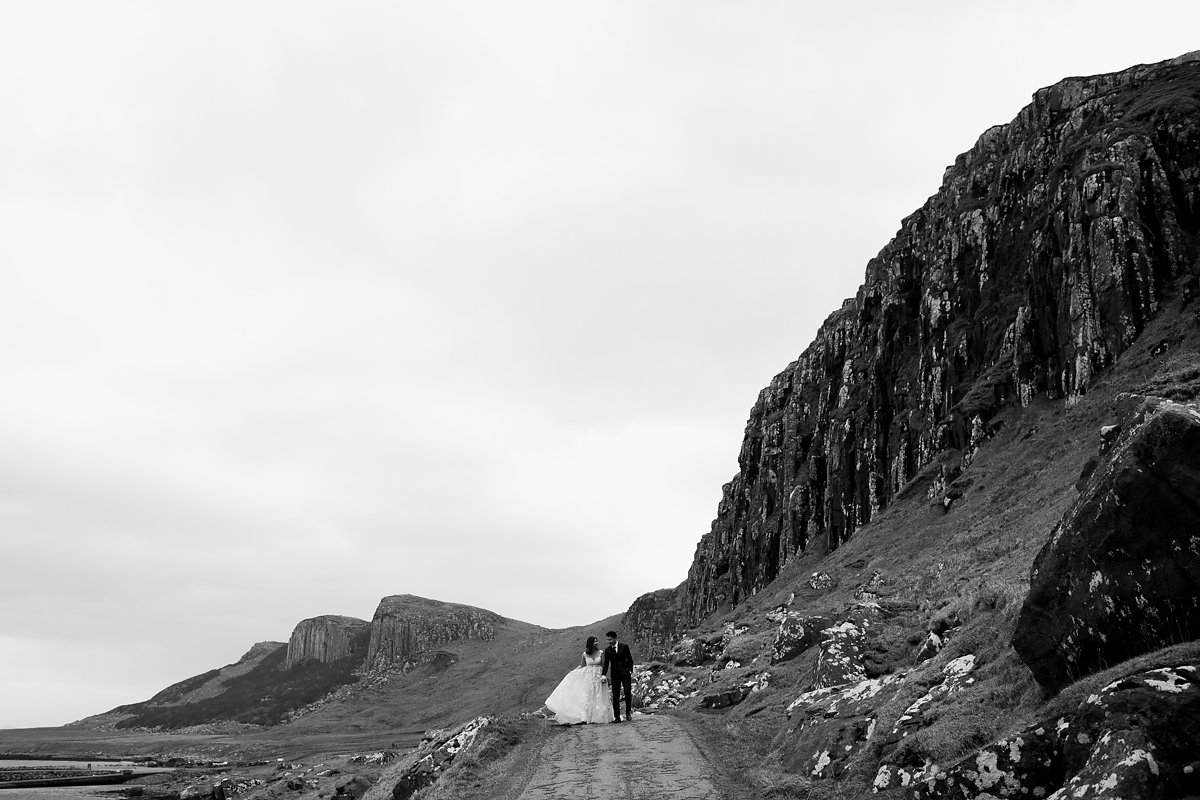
[[605, 631, 617, 638]]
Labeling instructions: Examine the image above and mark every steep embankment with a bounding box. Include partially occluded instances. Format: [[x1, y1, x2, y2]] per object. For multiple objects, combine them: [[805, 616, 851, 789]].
[[603, 51, 1200, 800], [679, 52, 1200, 629]]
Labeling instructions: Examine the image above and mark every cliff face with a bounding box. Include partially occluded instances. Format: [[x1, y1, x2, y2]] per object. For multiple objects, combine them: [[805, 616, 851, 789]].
[[365, 594, 504, 668], [681, 54, 1200, 627], [622, 585, 682, 660], [285, 615, 370, 669]]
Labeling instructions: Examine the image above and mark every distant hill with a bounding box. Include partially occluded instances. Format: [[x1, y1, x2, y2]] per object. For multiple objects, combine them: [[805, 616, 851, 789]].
[[71, 595, 625, 737]]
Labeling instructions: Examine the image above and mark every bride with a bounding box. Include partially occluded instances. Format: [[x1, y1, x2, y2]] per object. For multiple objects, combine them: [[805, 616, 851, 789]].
[[544, 636, 615, 724]]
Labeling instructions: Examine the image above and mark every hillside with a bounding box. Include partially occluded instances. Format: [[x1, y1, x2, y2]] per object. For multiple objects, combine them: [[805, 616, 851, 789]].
[[61, 596, 623, 754]]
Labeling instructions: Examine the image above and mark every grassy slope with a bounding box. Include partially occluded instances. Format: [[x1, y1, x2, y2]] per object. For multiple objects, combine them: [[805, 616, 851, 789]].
[[662, 298, 1200, 798]]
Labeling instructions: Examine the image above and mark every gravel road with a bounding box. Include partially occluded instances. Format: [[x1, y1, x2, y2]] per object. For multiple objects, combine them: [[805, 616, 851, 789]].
[[513, 713, 722, 800]]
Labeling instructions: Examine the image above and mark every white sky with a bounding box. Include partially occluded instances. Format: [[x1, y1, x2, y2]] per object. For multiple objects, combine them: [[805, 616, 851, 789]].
[[1, 1, 1196, 729]]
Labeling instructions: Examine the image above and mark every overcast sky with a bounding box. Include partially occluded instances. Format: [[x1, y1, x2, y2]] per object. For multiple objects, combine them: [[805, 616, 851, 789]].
[[1, 2, 1196, 729]]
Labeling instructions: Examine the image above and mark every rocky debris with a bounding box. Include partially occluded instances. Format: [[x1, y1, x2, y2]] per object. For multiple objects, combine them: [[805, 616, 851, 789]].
[[915, 631, 944, 662], [854, 570, 888, 601], [1014, 398, 1200, 692], [667, 632, 726, 667], [816, 622, 868, 689], [783, 672, 909, 778], [365, 595, 503, 669], [719, 629, 771, 667], [682, 55, 1200, 628], [348, 752, 396, 766], [897, 664, 1200, 799], [332, 774, 370, 798], [634, 664, 700, 709], [1099, 423, 1122, 451], [375, 716, 492, 800], [284, 615, 370, 669], [810, 572, 834, 590], [887, 655, 976, 742], [771, 613, 833, 664], [622, 585, 682, 660], [699, 671, 771, 710], [700, 687, 749, 709]]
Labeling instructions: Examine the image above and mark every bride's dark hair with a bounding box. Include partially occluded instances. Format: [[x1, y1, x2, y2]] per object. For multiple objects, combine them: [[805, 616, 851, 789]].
[[585, 636, 598, 655]]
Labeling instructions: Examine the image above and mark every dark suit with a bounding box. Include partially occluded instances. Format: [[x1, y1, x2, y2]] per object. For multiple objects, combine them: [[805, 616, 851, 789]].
[[601, 641, 634, 720]]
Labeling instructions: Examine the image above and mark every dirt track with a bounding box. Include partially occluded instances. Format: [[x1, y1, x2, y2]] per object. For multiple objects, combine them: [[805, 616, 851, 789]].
[[514, 713, 721, 800]]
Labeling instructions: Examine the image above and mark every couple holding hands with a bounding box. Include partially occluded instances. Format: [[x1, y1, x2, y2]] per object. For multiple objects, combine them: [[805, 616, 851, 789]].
[[544, 630, 634, 725]]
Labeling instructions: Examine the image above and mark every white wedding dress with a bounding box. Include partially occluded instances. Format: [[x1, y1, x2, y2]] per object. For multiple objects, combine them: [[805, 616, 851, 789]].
[[545, 652, 615, 724]]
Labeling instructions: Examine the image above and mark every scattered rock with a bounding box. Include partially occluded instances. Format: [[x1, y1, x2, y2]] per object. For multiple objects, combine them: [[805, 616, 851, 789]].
[[377, 716, 492, 800], [905, 664, 1200, 799], [815, 622, 867, 689], [700, 688, 750, 709], [915, 631, 942, 662], [333, 774, 370, 798], [770, 613, 832, 664], [784, 671, 909, 778]]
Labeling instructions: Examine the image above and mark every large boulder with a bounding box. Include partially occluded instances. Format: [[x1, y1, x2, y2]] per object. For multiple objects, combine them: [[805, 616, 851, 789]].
[[771, 613, 832, 664], [1013, 399, 1200, 692], [815, 621, 867, 689]]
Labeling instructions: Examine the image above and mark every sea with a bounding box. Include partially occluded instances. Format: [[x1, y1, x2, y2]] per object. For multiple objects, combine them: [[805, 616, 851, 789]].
[[0, 759, 165, 800], [0, 789, 127, 800]]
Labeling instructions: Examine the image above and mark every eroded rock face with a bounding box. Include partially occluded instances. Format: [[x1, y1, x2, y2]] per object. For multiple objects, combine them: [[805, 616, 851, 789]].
[[682, 54, 1200, 627], [285, 615, 370, 669], [1013, 399, 1200, 692], [365, 595, 503, 668], [622, 586, 682, 660]]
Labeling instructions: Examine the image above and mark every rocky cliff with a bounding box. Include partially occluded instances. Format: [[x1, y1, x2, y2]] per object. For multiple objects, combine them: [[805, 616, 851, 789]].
[[621, 585, 682, 660], [285, 615, 370, 669], [682, 52, 1200, 627], [365, 594, 504, 669]]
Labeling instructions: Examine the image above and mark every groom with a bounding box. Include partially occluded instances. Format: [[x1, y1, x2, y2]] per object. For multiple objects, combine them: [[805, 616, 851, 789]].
[[600, 630, 634, 722]]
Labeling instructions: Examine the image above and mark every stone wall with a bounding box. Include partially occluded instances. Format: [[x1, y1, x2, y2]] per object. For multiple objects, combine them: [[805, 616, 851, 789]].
[[681, 53, 1200, 627]]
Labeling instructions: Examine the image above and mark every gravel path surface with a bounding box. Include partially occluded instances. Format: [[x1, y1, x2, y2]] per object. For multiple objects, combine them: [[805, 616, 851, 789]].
[[514, 714, 722, 800]]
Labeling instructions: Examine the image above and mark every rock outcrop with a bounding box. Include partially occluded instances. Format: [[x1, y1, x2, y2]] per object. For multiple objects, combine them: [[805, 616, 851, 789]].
[[682, 53, 1200, 626], [285, 615, 370, 669], [901, 664, 1200, 800], [1013, 398, 1200, 692], [369, 717, 492, 800], [622, 586, 683, 660], [365, 595, 503, 669]]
